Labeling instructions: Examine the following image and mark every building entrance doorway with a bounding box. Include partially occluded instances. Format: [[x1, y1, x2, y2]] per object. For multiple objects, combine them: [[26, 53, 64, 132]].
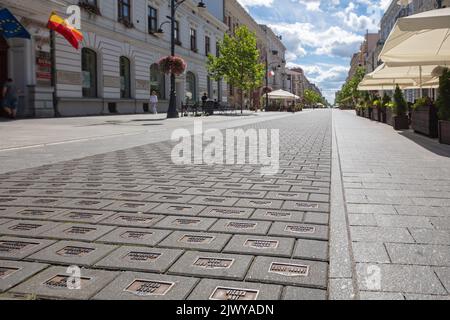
[[0, 35, 8, 87]]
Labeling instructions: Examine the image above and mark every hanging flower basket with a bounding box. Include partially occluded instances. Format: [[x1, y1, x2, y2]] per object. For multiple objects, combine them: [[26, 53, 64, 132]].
[[262, 86, 273, 94], [158, 56, 187, 76]]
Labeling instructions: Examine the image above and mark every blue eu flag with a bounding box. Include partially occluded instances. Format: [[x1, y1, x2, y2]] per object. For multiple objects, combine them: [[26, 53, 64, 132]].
[[0, 8, 31, 39]]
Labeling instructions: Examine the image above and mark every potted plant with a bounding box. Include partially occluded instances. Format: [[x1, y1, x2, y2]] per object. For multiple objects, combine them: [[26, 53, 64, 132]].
[[411, 96, 438, 138], [158, 56, 187, 76], [437, 68, 450, 145], [390, 85, 409, 130], [381, 93, 391, 124], [372, 97, 381, 122]]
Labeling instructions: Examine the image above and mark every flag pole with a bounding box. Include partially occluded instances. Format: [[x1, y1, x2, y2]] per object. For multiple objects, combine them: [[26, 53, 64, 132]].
[[50, 29, 60, 117]]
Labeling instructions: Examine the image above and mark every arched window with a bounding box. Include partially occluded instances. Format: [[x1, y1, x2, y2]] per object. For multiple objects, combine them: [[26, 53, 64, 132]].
[[150, 63, 165, 99], [81, 48, 97, 98], [120, 56, 131, 98], [185, 71, 196, 103]]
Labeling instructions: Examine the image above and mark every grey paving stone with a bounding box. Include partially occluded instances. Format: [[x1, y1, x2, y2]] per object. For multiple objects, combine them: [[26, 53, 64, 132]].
[[223, 235, 295, 257], [0, 220, 61, 238], [99, 212, 163, 228], [148, 193, 196, 204], [251, 184, 291, 192], [356, 263, 447, 294], [213, 182, 253, 190], [6, 197, 70, 208], [430, 217, 450, 230], [348, 214, 377, 226], [102, 201, 159, 213], [328, 278, 355, 300], [209, 219, 271, 235], [0, 219, 11, 225], [188, 278, 282, 300], [93, 272, 198, 300], [291, 185, 329, 194], [0, 207, 64, 220], [303, 212, 330, 225], [293, 239, 328, 261], [158, 231, 231, 252], [154, 216, 217, 231], [95, 246, 183, 273], [386, 244, 450, 266], [10, 266, 119, 300], [175, 180, 216, 188], [28, 240, 117, 267], [359, 291, 405, 300], [190, 196, 239, 207], [150, 203, 206, 216], [96, 227, 170, 246], [246, 256, 328, 289], [264, 192, 308, 201], [350, 226, 415, 243], [199, 206, 254, 219], [182, 187, 227, 197], [250, 209, 304, 222], [235, 198, 283, 210], [168, 251, 253, 280], [352, 242, 391, 263], [40, 223, 116, 242], [51, 209, 115, 224], [410, 228, 450, 245], [268, 222, 328, 240], [403, 293, 450, 300], [375, 215, 434, 228], [282, 286, 327, 300], [347, 204, 397, 215], [60, 198, 115, 210], [283, 201, 329, 213], [144, 185, 188, 194], [0, 260, 49, 293], [0, 236, 56, 260], [221, 189, 267, 199], [434, 267, 450, 293]]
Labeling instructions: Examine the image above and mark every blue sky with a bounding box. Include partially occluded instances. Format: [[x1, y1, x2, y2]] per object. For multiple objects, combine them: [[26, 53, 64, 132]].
[[237, 0, 392, 103]]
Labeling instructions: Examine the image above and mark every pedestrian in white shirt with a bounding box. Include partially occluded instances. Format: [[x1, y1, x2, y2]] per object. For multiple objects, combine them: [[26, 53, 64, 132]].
[[150, 91, 158, 114]]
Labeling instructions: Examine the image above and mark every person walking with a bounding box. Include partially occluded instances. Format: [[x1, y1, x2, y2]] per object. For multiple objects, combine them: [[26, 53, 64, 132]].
[[149, 91, 158, 114], [1, 79, 18, 119]]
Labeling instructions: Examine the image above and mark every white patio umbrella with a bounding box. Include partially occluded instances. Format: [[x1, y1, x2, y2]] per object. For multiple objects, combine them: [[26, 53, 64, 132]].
[[379, 8, 450, 67], [357, 77, 417, 91], [267, 89, 300, 100]]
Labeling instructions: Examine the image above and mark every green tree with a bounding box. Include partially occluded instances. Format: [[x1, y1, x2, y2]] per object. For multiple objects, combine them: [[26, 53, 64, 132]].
[[393, 85, 407, 116], [336, 66, 366, 108], [207, 26, 265, 112], [437, 68, 450, 121], [304, 89, 323, 107]]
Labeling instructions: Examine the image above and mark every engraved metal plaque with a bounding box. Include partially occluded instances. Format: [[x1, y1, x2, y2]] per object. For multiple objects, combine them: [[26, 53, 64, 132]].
[[123, 251, 161, 262], [0, 240, 38, 253], [285, 225, 316, 234], [64, 226, 96, 234], [269, 262, 309, 277], [56, 246, 95, 257], [205, 198, 225, 203], [265, 211, 291, 218], [76, 200, 100, 206], [210, 287, 259, 300], [64, 212, 102, 220], [178, 235, 215, 244], [124, 280, 174, 296], [193, 257, 234, 269], [249, 200, 272, 206], [17, 209, 53, 216], [114, 215, 154, 224], [173, 219, 200, 226], [210, 209, 244, 215], [120, 231, 153, 240], [33, 199, 58, 204], [226, 222, 257, 230], [244, 239, 279, 249], [8, 223, 42, 231], [0, 267, 20, 279], [295, 202, 319, 209], [44, 275, 90, 289], [168, 206, 192, 212]]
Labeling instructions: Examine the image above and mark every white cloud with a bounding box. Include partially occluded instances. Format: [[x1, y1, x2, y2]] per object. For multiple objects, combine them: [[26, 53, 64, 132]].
[[336, 2, 381, 32], [298, 0, 322, 11], [237, 0, 274, 7]]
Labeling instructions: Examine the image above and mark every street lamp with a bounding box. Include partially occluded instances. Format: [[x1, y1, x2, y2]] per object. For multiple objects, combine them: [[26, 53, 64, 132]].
[[265, 57, 281, 110], [156, 0, 206, 119]]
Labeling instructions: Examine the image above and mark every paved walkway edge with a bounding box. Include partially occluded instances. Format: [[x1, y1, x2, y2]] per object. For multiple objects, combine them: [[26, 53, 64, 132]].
[[329, 111, 357, 300]]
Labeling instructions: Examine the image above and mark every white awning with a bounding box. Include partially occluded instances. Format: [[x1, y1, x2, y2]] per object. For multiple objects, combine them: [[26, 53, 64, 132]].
[[267, 89, 300, 100]]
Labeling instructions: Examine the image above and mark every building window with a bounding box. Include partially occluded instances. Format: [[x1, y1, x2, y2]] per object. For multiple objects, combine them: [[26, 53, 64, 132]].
[[205, 36, 210, 56], [174, 20, 180, 44], [148, 6, 158, 33], [185, 71, 196, 103], [81, 48, 97, 98], [207, 75, 212, 98], [190, 28, 197, 52], [216, 41, 220, 57], [150, 63, 165, 99], [118, 0, 131, 24], [120, 56, 131, 98]]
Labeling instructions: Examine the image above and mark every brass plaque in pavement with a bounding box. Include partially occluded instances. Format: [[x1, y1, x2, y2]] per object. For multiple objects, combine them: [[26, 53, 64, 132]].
[[124, 280, 174, 296], [120, 231, 153, 240], [178, 235, 215, 244], [210, 287, 259, 300], [17, 209, 54, 216], [173, 219, 200, 226], [295, 202, 319, 209], [32, 199, 58, 204], [193, 257, 234, 269], [204, 198, 225, 203], [8, 223, 42, 231], [168, 206, 193, 212], [56, 246, 95, 257], [210, 209, 244, 215], [0, 267, 20, 279], [123, 251, 161, 262], [269, 262, 309, 277], [76, 200, 100, 206], [226, 222, 257, 230], [285, 225, 316, 234], [244, 239, 279, 249], [64, 226, 96, 234], [64, 212, 102, 220], [249, 200, 272, 206], [120, 203, 143, 209], [114, 215, 154, 224], [0, 240, 39, 253], [44, 275, 91, 289], [265, 211, 291, 218]]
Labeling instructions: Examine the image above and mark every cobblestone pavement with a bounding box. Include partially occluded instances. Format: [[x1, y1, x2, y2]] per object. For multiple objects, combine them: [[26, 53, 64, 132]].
[[0, 110, 331, 300], [334, 110, 450, 300]]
